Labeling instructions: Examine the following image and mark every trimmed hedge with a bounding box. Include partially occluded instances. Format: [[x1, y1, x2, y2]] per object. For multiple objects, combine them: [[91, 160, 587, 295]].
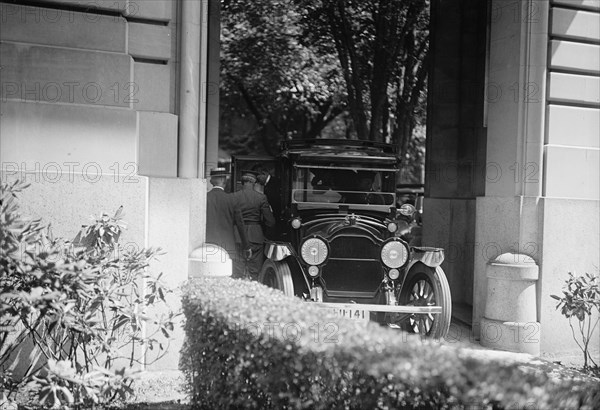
[[180, 277, 600, 409]]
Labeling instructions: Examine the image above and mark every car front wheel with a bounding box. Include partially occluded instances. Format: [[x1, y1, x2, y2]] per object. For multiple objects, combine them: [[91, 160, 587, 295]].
[[258, 259, 295, 297], [391, 264, 452, 338]]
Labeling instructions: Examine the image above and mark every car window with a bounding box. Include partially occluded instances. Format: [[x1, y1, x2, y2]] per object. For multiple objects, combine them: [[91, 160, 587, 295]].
[[292, 166, 395, 207]]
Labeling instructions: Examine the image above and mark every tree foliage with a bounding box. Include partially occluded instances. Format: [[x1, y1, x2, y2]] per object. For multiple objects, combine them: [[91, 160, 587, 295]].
[[0, 180, 177, 408], [220, 0, 348, 155], [220, 0, 429, 169], [298, 0, 429, 146]]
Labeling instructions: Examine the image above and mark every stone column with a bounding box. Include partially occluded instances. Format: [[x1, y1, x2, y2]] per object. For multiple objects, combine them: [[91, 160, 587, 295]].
[[204, 0, 222, 176], [424, 0, 489, 317], [474, 0, 599, 358], [473, 0, 548, 337]]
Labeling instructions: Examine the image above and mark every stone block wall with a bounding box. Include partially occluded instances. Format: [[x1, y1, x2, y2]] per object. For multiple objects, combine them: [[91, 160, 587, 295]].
[[473, 0, 599, 359], [1, 0, 180, 178], [429, 0, 598, 359], [0, 0, 211, 371], [538, 0, 599, 356]]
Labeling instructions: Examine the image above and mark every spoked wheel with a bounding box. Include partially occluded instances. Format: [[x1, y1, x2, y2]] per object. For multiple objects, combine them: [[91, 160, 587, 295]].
[[388, 264, 452, 338], [258, 259, 294, 297]]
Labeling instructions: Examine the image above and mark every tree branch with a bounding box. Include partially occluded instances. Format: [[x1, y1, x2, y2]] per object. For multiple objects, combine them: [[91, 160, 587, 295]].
[[229, 74, 284, 154]]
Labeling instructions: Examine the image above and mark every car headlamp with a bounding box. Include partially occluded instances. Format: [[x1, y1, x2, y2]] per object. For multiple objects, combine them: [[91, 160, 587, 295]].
[[301, 237, 328, 266], [387, 222, 398, 233], [398, 204, 416, 217], [291, 218, 302, 229], [381, 240, 409, 268], [308, 266, 320, 277], [388, 268, 400, 280]]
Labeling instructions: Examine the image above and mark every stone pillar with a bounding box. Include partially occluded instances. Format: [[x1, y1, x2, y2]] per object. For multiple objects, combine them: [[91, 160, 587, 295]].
[[424, 0, 489, 315], [473, 0, 548, 337], [474, 0, 599, 359], [204, 0, 222, 175], [480, 253, 540, 355], [189, 245, 233, 277]]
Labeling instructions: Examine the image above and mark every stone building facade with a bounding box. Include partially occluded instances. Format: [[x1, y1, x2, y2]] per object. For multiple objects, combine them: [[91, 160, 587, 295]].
[[427, 0, 599, 359]]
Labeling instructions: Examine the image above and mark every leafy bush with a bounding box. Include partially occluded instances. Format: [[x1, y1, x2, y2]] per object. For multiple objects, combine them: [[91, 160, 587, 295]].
[[0, 180, 177, 408], [181, 276, 600, 410], [551, 272, 600, 370]]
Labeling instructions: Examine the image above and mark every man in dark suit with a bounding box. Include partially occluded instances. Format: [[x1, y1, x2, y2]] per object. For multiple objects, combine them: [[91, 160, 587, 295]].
[[232, 170, 276, 280], [256, 168, 282, 240], [206, 168, 249, 275]]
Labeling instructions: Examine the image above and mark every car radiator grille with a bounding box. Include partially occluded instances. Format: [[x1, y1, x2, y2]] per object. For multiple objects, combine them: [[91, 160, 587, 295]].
[[322, 236, 383, 295]]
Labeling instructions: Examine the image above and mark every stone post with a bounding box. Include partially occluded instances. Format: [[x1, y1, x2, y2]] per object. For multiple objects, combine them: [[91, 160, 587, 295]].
[[480, 253, 540, 355], [188, 244, 232, 277]]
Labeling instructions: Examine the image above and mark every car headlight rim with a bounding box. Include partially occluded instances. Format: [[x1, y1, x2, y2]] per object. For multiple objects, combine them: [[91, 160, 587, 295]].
[[300, 237, 329, 266], [381, 239, 409, 269]]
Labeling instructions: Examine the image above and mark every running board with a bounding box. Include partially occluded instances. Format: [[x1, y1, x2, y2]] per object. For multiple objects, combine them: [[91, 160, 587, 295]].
[[316, 302, 442, 314]]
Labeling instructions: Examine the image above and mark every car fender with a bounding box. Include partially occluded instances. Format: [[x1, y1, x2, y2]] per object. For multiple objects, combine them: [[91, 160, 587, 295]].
[[264, 241, 311, 294], [406, 246, 445, 270], [264, 242, 295, 262]]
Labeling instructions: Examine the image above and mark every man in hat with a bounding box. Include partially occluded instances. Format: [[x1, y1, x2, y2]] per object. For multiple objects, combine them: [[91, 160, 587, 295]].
[[206, 168, 250, 270], [232, 170, 276, 280]]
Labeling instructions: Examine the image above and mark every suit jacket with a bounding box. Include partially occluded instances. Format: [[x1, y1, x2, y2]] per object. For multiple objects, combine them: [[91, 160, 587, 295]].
[[206, 187, 248, 254], [232, 185, 276, 244], [263, 175, 281, 219], [263, 175, 283, 240]]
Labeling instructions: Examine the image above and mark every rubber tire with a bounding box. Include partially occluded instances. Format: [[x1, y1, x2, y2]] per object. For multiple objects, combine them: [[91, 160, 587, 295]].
[[397, 264, 452, 339], [258, 259, 295, 297]]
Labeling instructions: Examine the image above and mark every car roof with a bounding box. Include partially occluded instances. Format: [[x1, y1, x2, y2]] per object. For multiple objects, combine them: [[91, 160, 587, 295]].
[[282, 139, 399, 167]]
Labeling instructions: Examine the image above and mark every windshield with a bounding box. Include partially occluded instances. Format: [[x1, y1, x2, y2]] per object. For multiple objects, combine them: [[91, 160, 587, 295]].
[[292, 165, 396, 209]]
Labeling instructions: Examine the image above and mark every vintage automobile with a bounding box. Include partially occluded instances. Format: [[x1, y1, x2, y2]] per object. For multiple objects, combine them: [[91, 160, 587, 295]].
[[232, 139, 451, 338]]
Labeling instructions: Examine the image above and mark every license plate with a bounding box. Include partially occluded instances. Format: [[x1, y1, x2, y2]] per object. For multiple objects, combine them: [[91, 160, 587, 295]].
[[331, 307, 369, 322]]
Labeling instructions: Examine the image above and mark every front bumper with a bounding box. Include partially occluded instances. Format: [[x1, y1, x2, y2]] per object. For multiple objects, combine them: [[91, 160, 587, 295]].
[[315, 302, 442, 314]]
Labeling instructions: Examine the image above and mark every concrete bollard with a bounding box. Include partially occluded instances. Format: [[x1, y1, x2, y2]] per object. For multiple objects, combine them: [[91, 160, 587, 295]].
[[188, 244, 232, 278], [480, 253, 541, 355]]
